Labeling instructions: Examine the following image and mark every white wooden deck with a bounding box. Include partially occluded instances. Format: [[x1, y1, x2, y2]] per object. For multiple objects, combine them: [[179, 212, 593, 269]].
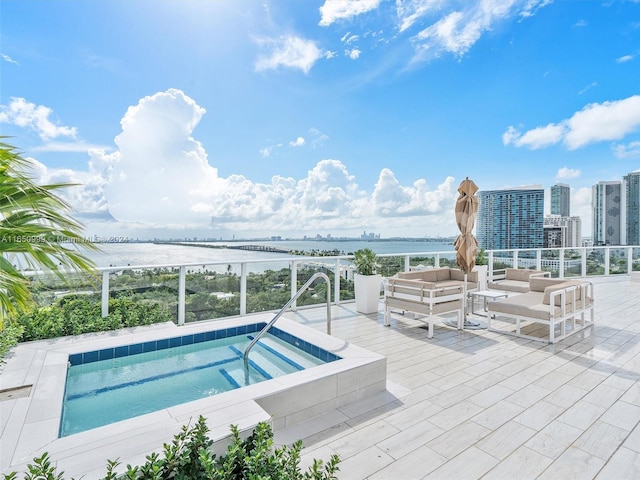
[[277, 276, 640, 479]]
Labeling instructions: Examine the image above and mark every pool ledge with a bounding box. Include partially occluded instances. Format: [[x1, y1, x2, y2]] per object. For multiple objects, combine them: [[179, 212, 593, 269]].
[[0, 313, 386, 478]]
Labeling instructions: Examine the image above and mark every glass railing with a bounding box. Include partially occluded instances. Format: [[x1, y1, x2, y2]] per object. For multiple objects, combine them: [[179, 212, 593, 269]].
[[22, 245, 640, 325]]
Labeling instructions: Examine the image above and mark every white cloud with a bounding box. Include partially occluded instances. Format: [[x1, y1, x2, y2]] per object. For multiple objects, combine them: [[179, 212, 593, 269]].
[[578, 81, 598, 95], [502, 123, 566, 149], [572, 187, 592, 233], [30, 90, 464, 237], [397, 0, 444, 33], [0, 97, 77, 141], [319, 0, 382, 27], [345, 48, 362, 59], [503, 95, 640, 150], [254, 35, 324, 74], [564, 96, 640, 149], [341, 32, 360, 44], [613, 141, 640, 159], [556, 167, 580, 180], [33, 141, 111, 153], [259, 146, 273, 157], [103, 88, 219, 226], [616, 54, 634, 63], [1, 53, 18, 65], [289, 136, 305, 147], [372, 169, 456, 217], [407, 0, 552, 63], [309, 127, 329, 147]]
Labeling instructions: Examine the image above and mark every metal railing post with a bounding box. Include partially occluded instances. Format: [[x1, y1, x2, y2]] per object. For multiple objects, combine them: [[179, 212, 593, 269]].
[[334, 258, 341, 304], [101, 270, 109, 318], [178, 266, 186, 325], [240, 262, 247, 316], [291, 260, 298, 311]]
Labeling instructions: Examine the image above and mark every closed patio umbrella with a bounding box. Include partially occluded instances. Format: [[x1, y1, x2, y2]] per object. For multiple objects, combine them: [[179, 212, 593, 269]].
[[453, 177, 479, 328]]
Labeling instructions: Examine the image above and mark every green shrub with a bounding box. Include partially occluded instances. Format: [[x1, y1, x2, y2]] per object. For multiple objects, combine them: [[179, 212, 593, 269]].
[[0, 322, 24, 364], [15, 297, 173, 342], [3, 417, 340, 480]]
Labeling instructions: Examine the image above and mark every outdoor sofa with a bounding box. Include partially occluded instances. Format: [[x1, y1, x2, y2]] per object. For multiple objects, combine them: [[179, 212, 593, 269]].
[[383, 267, 478, 338], [487, 267, 550, 293], [487, 276, 594, 343]]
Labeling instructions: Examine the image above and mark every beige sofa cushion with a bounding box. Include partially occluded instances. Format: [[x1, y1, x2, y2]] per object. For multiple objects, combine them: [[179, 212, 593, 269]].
[[398, 270, 439, 282], [529, 277, 566, 293], [450, 269, 478, 282], [506, 268, 534, 282], [488, 292, 554, 320], [488, 280, 530, 293], [542, 281, 584, 306], [436, 267, 452, 281]]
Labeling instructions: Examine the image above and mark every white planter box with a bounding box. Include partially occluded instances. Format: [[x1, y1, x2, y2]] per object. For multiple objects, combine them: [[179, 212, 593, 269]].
[[354, 273, 382, 314]]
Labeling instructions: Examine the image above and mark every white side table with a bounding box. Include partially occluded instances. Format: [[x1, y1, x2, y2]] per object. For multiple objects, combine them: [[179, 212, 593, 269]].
[[470, 290, 508, 317]]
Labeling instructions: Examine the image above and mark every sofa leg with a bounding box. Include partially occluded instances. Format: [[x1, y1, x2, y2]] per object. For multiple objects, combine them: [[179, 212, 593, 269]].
[[428, 319, 434, 338], [384, 306, 391, 327]]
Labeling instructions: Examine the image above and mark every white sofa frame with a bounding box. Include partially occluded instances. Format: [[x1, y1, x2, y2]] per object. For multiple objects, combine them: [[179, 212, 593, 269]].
[[384, 278, 464, 338], [487, 280, 594, 343]]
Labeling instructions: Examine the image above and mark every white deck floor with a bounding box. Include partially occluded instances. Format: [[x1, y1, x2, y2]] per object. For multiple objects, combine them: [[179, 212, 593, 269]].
[[2, 276, 640, 479], [278, 276, 640, 479]]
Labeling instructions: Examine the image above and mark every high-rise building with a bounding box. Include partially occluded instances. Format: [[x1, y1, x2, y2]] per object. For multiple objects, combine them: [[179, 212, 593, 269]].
[[623, 171, 640, 245], [544, 215, 582, 247], [476, 186, 544, 250], [592, 181, 622, 245], [550, 183, 570, 217]]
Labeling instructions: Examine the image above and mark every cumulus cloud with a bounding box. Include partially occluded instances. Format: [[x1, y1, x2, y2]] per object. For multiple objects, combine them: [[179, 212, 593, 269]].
[[556, 167, 580, 180], [254, 35, 324, 74], [319, 0, 382, 27], [406, 0, 552, 63], [103, 89, 220, 226], [503, 95, 640, 150], [289, 137, 305, 147], [23, 89, 461, 237], [0, 97, 77, 141], [372, 169, 456, 217]]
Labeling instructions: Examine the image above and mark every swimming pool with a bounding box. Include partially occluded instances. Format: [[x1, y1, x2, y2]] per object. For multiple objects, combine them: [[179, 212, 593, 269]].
[[60, 326, 339, 436], [1, 314, 386, 478]]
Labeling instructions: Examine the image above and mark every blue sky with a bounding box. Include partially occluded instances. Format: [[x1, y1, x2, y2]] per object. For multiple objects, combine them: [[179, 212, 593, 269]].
[[1, 0, 639, 240]]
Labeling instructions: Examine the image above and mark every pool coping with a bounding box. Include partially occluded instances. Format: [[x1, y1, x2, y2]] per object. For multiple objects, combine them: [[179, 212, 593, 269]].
[[0, 313, 386, 478]]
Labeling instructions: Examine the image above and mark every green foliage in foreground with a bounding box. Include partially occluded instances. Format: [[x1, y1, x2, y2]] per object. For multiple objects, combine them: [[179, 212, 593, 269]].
[[2, 417, 340, 480], [14, 296, 173, 342], [0, 322, 24, 364], [0, 138, 98, 325]]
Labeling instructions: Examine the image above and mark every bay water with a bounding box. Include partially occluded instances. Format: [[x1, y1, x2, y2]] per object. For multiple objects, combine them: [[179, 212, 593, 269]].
[[84, 240, 456, 269]]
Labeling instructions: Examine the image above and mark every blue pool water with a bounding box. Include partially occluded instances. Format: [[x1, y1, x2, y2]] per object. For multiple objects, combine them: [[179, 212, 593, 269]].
[[60, 326, 339, 437]]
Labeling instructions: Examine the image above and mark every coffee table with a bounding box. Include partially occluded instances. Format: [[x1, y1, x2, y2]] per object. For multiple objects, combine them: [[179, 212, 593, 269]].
[[470, 290, 508, 317]]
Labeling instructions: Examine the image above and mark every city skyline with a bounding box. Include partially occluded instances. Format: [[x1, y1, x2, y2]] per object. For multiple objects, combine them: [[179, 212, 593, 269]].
[[1, 1, 640, 240]]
